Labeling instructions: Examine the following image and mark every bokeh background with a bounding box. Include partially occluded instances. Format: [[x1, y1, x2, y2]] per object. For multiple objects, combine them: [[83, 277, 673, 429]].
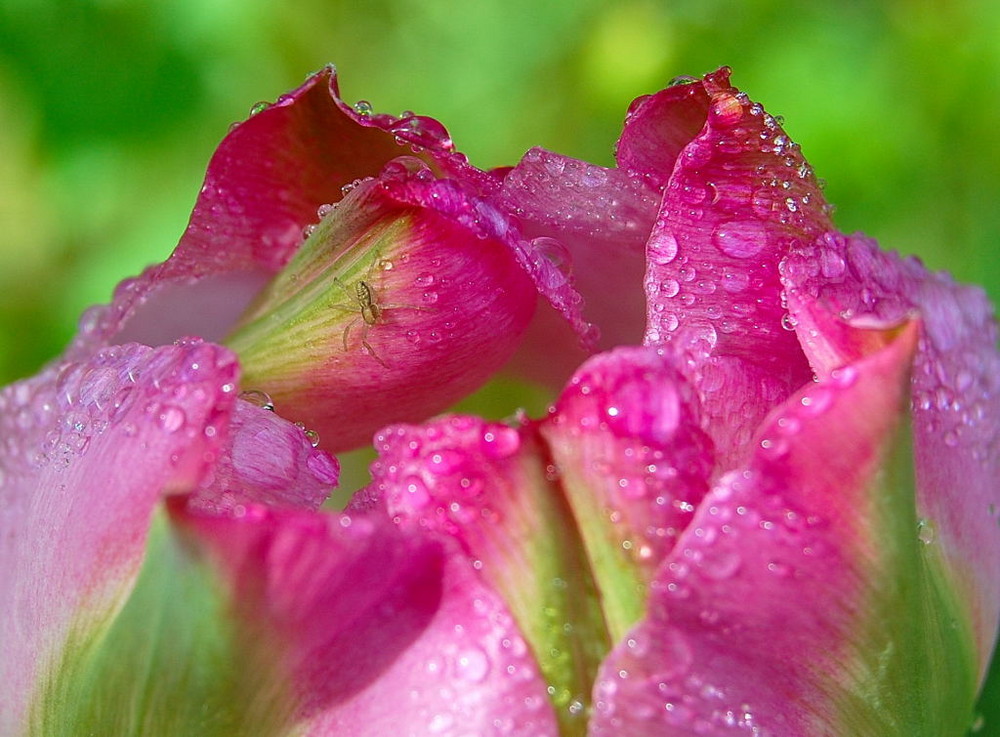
[[1, 0, 997, 730]]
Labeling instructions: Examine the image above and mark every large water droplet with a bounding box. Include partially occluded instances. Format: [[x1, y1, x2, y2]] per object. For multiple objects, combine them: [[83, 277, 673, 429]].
[[531, 237, 573, 288], [156, 405, 186, 433], [455, 646, 491, 683], [481, 427, 520, 459], [649, 231, 679, 265], [712, 220, 768, 258]]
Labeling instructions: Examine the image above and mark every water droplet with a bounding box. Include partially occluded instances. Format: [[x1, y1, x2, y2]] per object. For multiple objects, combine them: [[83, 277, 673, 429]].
[[531, 236, 573, 288], [239, 389, 275, 412], [403, 475, 432, 509], [712, 220, 768, 258], [917, 518, 936, 545], [661, 279, 680, 298], [249, 101, 269, 116], [700, 550, 741, 580], [649, 231, 679, 265], [481, 427, 520, 459], [830, 365, 857, 388], [156, 405, 186, 433], [455, 646, 491, 683], [353, 99, 373, 116], [415, 273, 435, 288]]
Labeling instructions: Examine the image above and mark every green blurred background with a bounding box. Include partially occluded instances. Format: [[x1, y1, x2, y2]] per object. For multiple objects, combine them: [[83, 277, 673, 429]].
[[1, 0, 997, 730]]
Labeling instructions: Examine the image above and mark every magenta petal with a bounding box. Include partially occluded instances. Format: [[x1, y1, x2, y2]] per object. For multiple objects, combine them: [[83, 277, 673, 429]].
[[590, 324, 919, 736], [190, 397, 338, 513], [0, 340, 238, 734], [64, 67, 469, 358], [783, 231, 1000, 679], [172, 502, 557, 736], [614, 77, 712, 190], [640, 68, 835, 469]]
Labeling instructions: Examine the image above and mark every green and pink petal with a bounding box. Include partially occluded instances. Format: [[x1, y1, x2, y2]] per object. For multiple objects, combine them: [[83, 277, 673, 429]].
[[590, 322, 980, 735]]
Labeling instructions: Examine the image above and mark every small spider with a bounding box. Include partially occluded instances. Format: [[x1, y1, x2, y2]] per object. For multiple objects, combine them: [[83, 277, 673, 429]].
[[330, 258, 424, 367]]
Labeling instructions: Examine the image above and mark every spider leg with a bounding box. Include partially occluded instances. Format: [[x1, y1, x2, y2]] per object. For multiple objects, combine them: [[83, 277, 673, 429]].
[[342, 316, 360, 351], [362, 338, 390, 368]]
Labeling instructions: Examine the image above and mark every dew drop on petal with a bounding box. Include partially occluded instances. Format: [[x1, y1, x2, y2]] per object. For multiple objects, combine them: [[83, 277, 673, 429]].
[[156, 405, 186, 433], [649, 231, 679, 265], [480, 426, 520, 459], [711, 220, 768, 259], [455, 646, 491, 683]]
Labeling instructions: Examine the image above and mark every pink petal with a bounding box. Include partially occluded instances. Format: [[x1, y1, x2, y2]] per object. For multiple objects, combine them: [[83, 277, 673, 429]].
[[171, 500, 558, 736], [782, 231, 1000, 681], [0, 339, 238, 734], [499, 149, 659, 385], [641, 68, 830, 470], [614, 76, 713, 191], [363, 415, 610, 731], [540, 346, 714, 582], [590, 323, 923, 735]]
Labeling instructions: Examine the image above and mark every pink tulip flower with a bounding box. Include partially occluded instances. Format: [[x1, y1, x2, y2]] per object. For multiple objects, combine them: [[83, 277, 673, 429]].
[[1, 66, 996, 736]]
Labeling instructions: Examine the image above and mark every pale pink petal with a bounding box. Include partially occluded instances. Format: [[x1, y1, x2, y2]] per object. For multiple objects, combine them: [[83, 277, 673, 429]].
[[782, 231, 1000, 680], [499, 149, 659, 385], [190, 396, 338, 513], [171, 501, 558, 736], [0, 340, 239, 734]]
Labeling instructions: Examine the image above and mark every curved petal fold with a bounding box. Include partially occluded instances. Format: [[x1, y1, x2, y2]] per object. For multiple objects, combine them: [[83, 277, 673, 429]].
[[365, 415, 609, 733], [498, 149, 659, 385], [226, 164, 539, 451], [782, 231, 1000, 680], [539, 346, 714, 640], [591, 323, 981, 736], [171, 501, 558, 736]]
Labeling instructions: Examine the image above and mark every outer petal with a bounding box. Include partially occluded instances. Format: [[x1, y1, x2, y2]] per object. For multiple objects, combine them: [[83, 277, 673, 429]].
[[591, 323, 980, 735], [782, 232, 1000, 683], [64, 66, 592, 383], [0, 340, 239, 735], [642, 68, 829, 470]]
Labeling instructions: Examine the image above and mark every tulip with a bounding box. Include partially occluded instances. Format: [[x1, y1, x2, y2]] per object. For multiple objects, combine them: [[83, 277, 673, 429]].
[[1, 65, 997, 737]]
